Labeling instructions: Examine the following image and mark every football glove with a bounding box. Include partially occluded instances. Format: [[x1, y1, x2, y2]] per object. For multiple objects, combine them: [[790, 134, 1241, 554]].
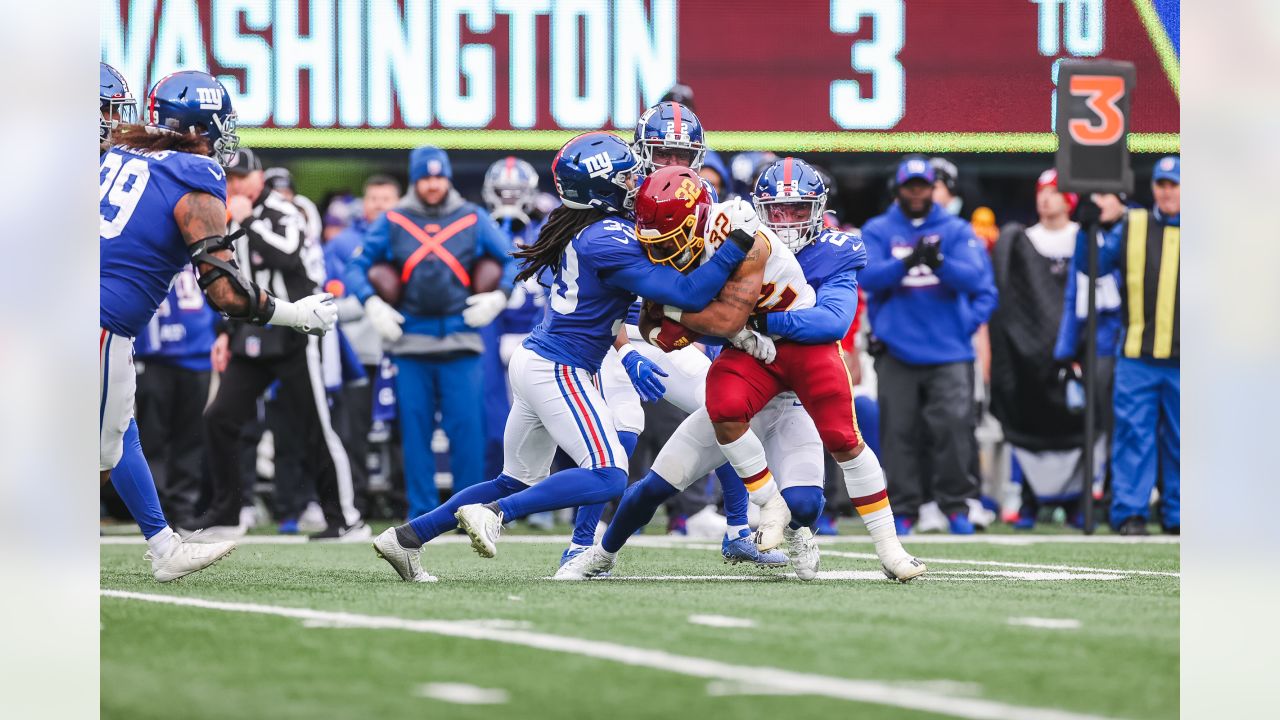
[[463, 290, 507, 328], [365, 295, 405, 342], [619, 345, 669, 403], [270, 293, 338, 337]]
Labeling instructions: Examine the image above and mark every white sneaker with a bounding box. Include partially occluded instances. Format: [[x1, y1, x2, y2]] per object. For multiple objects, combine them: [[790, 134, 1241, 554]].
[[372, 528, 436, 582], [455, 504, 503, 558], [553, 545, 616, 580], [147, 536, 236, 582], [298, 501, 327, 533], [881, 551, 927, 583], [783, 526, 820, 581], [754, 494, 791, 552], [179, 524, 245, 542]]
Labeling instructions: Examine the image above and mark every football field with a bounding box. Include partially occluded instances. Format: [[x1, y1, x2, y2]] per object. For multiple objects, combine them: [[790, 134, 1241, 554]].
[[101, 531, 1179, 720]]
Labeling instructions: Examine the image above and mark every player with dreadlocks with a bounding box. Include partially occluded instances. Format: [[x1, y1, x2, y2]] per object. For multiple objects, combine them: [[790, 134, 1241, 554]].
[[372, 132, 756, 581]]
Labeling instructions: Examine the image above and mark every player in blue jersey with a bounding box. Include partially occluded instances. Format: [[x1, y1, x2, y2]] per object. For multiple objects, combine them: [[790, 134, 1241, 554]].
[[100, 70, 337, 581], [560, 101, 774, 570], [371, 132, 755, 581], [560, 159, 924, 582]]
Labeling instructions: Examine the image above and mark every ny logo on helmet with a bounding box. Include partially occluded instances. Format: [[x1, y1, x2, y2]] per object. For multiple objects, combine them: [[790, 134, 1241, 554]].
[[196, 87, 224, 110], [583, 151, 614, 179]]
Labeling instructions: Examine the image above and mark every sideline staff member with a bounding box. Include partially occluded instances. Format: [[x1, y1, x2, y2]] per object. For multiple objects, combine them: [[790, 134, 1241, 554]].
[[192, 148, 368, 541], [1076, 156, 1181, 535]]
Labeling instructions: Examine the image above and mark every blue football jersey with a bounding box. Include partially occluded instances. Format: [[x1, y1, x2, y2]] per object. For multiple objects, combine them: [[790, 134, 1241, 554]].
[[794, 228, 868, 290], [100, 145, 227, 338], [134, 264, 219, 371], [523, 216, 645, 372]]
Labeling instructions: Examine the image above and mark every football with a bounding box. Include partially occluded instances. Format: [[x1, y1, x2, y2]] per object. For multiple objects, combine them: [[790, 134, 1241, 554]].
[[638, 299, 703, 352], [367, 262, 402, 305], [471, 255, 504, 294]]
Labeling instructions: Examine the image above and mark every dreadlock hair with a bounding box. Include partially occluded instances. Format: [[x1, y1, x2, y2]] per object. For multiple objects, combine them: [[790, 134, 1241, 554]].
[[514, 204, 610, 283], [111, 124, 212, 156]]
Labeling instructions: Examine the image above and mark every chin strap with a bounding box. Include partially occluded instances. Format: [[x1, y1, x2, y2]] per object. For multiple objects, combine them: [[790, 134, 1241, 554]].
[[189, 228, 275, 324]]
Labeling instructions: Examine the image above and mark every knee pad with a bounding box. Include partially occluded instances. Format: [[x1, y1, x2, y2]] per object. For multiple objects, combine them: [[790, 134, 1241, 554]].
[[782, 486, 826, 528], [817, 425, 860, 456]]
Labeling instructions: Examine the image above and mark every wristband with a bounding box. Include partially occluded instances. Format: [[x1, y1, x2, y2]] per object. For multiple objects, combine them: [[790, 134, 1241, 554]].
[[617, 344, 637, 362], [663, 305, 683, 323]]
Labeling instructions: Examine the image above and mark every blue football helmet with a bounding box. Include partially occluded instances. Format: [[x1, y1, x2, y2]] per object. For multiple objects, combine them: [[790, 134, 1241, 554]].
[[633, 101, 706, 173], [100, 62, 137, 142], [145, 70, 240, 166], [482, 156, 540, 222], [551, 132, 644, 214], [752, 157, 828, 252]]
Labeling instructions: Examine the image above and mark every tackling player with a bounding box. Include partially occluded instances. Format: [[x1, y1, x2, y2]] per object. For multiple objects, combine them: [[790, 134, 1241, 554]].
[[565, 101, 773, 569], [100, 70, 338, 580], [371, 132, 754, 581]]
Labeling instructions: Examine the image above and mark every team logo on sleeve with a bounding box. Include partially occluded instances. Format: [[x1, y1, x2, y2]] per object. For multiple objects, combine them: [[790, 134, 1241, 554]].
[[583, 152, 614, 179]]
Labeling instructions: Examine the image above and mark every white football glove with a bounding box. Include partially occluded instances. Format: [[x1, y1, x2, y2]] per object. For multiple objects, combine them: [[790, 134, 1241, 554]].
[[364, 295, 405, 342], [730, 326, 777, 363], [270, 292, 338, 337], [463, 290, 507, 328], [723, 197, 761, 238]]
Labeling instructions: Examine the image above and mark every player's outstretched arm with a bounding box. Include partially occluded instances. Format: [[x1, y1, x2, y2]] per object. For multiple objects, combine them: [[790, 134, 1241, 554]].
[[669, 236, 769, 338], [605, 228, 752, 312], [754, 272, 858, 344], [176, 191, 337, 336]]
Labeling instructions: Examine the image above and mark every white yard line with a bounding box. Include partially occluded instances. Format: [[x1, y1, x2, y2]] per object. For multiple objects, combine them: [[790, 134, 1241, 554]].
[[1008, 617, 1083, 630], [573, 570, 1128, 582], [101, 589, 1120, 720], [100, 534, 1177, 578], [819, 550, 1180, 578], [415, 682, 509, 705], [99, 533, 1179, 546], [687, 614, 757, 628]]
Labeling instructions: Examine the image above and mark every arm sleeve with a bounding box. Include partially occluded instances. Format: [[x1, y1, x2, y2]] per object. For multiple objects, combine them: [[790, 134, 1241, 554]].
[[933, 224, 989, 293], [1053, 269, 1081, 361], [857, 224, 909, 293], [969, 252, 999, 326], [768, 272, 859, 343], [344, 215, 392, 303], [603, 240, 747, 311], [1073, 221, 1124, 276], [474, 209, 517, 292]]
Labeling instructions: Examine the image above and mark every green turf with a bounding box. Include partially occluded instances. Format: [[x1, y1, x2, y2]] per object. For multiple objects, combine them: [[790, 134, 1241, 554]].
[[101, 536, 1178, 719]]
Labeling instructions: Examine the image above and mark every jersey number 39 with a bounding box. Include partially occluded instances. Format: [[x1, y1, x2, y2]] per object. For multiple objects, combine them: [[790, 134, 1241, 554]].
[[99, 154, 151, 239]]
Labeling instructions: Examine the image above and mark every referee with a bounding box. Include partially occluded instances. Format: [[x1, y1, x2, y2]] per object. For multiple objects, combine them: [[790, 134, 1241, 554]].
[[189, 148, 368, 541]]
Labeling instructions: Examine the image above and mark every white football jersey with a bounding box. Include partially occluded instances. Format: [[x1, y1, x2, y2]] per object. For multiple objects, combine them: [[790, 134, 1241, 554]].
[[701, 201, 816, 313]]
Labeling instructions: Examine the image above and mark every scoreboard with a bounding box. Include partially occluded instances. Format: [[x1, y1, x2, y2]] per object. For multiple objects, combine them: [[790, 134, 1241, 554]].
[[102, 0, 1179, 152]]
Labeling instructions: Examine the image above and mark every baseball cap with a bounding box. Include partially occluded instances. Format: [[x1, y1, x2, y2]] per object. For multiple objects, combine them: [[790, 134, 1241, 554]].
[[264, 167, 294, 192], [1152, 155, 1180, 184], [225, 147, 262, 177], [1036, 168, 1079, 212], [895, 156, 935, 186], [410, 146, 452, 183]]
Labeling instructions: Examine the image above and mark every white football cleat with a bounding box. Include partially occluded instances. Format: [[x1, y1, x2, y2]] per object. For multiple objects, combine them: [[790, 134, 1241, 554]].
[[147, 536, 235, 582], [753, 494, 791, 552], [881, 552, 927, 583], [783, 526, 820, 581], [373, 527, 436, 582], [455, 504, 503, 558], [552, 545, 616, 580]]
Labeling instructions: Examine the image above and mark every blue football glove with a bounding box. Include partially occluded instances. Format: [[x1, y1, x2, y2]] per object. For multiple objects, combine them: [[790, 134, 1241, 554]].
[[619, 345, 668, 403]]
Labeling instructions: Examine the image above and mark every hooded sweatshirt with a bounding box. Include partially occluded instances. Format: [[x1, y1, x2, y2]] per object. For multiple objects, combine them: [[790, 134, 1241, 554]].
[[860, 202, 995, 365]]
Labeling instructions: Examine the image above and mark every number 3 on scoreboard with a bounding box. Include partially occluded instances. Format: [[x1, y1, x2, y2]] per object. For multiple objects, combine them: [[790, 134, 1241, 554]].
[[1068, 75, 1126, 146], [829, 0, 905, 130]]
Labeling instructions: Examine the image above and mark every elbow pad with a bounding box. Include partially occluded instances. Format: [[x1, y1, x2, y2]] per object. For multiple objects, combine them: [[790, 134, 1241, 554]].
[[189, 230, 276, 324]]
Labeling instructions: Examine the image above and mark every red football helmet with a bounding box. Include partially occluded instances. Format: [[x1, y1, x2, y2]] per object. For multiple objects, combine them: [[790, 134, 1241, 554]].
[[633, 166, 712, 272]]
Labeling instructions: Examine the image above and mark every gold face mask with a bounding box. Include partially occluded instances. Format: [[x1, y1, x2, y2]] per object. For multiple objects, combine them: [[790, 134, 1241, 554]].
[[637, 212, 706, 272]]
